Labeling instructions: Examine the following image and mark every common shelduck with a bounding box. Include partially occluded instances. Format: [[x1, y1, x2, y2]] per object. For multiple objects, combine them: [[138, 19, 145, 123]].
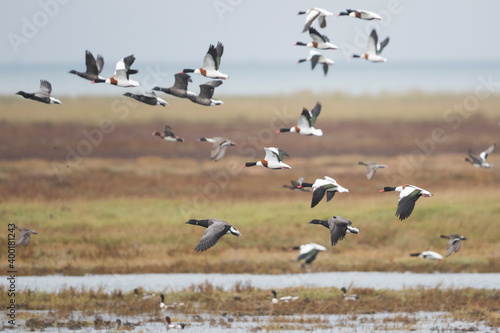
[[94, 55, 139, 87], [69, 50, 105, 82], [165, 316, 187, 330], [187, 80, 223, 106], [115, 319, 138, 330], [352, 29, 389, 62], [152, 125, 184, 142], [159, 294, 184, 310], [295, 27, 339, 50], [380, 184, 433, 221], [341, 287, 359, 301], [16, 80, 61, 104], [123, 91, 168, 106], [338, 9, 382, 20], [297, 8, 333, 33], [185, 218, 240, 252], [242, 147, 291, 169], [282, 177, 309, 191], [277, 102, 323, 136], [309, 216, 359, 246], [356, 161, 387, 180], [299, 176, 349, 208], [464, 144, 495, 168], [182, 42, 228, 79], [268, 290, 299, 304], [289, 242, 327, 265], [152, 73, 196, 99], [197, 137, 236, 162], [410, 251, 443, 260], [298, 50, 334, 76], [15, 226, 38, 246], [440, 234, 467, 257]]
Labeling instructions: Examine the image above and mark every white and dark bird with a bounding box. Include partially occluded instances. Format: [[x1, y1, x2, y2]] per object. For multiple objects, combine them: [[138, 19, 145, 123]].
[[299, 176, 349, 208], [297, 8, 333, 33], [295, 27, 339, 50], [289, 243, 327, 265], [159, 294, 184, 310], [308, 216, 359, 246], [152, 73, 195, 99], [268, 290, 299, 304], [197, 137, 236, 162], [182, 42, 228, 79], [338, 9, 382, 20], [277, 102, 323, 136], [282, 177, 309, 191], [409, 251, 443, 260], [94, 55, 139, 87], [185, 218, 240, 252], [341, 287, 359, 301], [241, 147, 291, 169], [298, 50, 334, 76], [15, 226, 38, 246], [380, 184, 433, 221], [16, 80, 61, 104], [187, 81, 224, 106], [464, 144, 495, 168], [152, 125, 184, 142], [357, 161, 387, 180], [440, 234, 467, 257], [123, 91, 168, 106], [352, 29, 389, 62], [165, 316, 187, 330], [69, 50, 105, 82]]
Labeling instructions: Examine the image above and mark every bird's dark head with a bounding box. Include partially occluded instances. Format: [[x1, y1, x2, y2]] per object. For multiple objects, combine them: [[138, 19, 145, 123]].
[[91, 78, 106, 84], [152, 86, 161, 91], [308, 219, 321, 225], [197, 138, 208, 142], [295, 41, 307, 46], [16, 91, 27, 97], [380, 187, 396, 192], [241, 162, 257, 168], [159, 294, 165, 302], [338, 11, 348, 16], [289, 246, 300, 251], [185, 219, 198, 225], [297, 59, 307, 64], [351, 54, 361, 58], [123, 92, 133, 97], [277, 128, 291, 134], [181, 69, 194, 74], [297, 11, 306, 15], [268, 290, 277, 297], [68, 70, 77, 74]]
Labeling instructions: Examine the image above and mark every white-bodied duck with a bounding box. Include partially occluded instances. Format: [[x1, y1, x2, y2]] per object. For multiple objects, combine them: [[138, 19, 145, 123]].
[[242, 147, 291, 169], [410, 251, 443, 260], [94, 54, 139, 87], [295, 27, 339, 50], [289, 242, 327, 265], [352, 29, 389, 63], [268, 290, 299, 304], [297, 8, 333, 33], [341, 287, 359, 301], [464, 144, 495, 168], [298, 50, 334, 76], [338, 9, 382, 20], [277, 102, 323, 136], [182, 42, 228, 79], [380, 184, 432, 221], [309, 216, 359, 246], [299, 176, 349, 208], [165, 316, 187, 329]]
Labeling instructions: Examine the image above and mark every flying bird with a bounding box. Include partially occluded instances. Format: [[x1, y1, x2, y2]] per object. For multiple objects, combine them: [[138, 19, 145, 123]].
[[69, 50, 105, 81], [187, 80, 224, 106], [282, 177, 309, 191], [380, 185, 433, 221], [356, 161, 387, 180], [299, 176, 349, 208], [352, 29, 389, 62], [309, 216, 359, 246], [298, 50, 334, 76], [440, 234, 467, 257], [152, 73, 195, 99], [464, 144, 495, 168], [268, 290, 299, 304], [15, 226, 38, 246], [16, 80, 61, 104], [93, 55, 139, 87], [182, 42, 228, 79], [277, 102, 323, 136], [197, 137, 236, 162], [152, 125, 184, 142], [185, 218, 240, 252], [338, 9, 382, 20], [295, 27, 339, 50], [409, 251, 443, 260], [242, 147, 291, 169], [297, 8, 333, 32], [123, 91, 168, 106], [289, 243, 327, 265]]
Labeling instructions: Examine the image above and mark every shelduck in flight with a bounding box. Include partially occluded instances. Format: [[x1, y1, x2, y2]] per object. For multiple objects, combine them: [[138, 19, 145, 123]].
[[410, 251, 443, 260], [182, 42, 228, 79], [352, 29, 389, 63], [93, 55, 139, 87], [338, 9, 382, 20], [242, 147, 291, 169], [298, 50, 334, 76], [295, 27, 339, 50], [299, 176, 349, 208], [297, 8, 333, 33], [380, 184, 432, 221], [277, 102, 323, 136]]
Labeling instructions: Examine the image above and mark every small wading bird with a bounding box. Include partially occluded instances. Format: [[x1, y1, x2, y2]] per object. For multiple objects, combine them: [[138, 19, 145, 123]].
[[299, 176, 349, 208], [380, 184, 432, 221], [410, 251, 443, 260], [309, 216, 359, 246], [268, 290, 299, 304], [297, 8, 333, 32], [289, 242, 327, 265], [277, 102, 323, 136], [352, 29, 389, 63], [242, 147, 291, 169], [298, 50, 334, 76], [165, 316, 187, 329], [187, 80, 224, 106], [440, 234, 467, 257], [185, 218, 240, 252], [341, 287, 359, 301], [282, 177, 309, 191], [152, 73, 195, 99], [182, 42, 228, 79], [15, 226, 38, 246], [197, 137, 236, 162], [69, 50, 105, 82], [152, 125, 184, 142], [464, 144, 495, 168], [338, 9, 382, 20], [16, 80, 61, 104], [295, 27, 339, 50], [356, 161, 387, 180], [123, 91, 168, 106], [93, 54, 139, 87]]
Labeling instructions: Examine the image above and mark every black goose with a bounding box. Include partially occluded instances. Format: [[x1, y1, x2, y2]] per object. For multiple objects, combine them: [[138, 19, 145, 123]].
[[185, 218, 240, 252], [309, 216, 359, 246], [16, 80, 61, 104], [69, 50, 105, 81]]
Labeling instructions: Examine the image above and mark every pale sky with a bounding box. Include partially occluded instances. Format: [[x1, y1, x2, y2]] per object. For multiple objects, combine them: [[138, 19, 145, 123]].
[[1, 1, 500, 65]]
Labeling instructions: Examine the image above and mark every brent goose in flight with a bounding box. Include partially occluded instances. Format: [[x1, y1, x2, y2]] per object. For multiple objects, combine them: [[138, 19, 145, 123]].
[[123, 91, 168, 106], [69, 50, 105, 81], [185, 218, 240, 252], [187, 80, 224, 106], [309, 216, 359, 246], [16, 80, 61, 104], [152, 73, 196, 99]]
